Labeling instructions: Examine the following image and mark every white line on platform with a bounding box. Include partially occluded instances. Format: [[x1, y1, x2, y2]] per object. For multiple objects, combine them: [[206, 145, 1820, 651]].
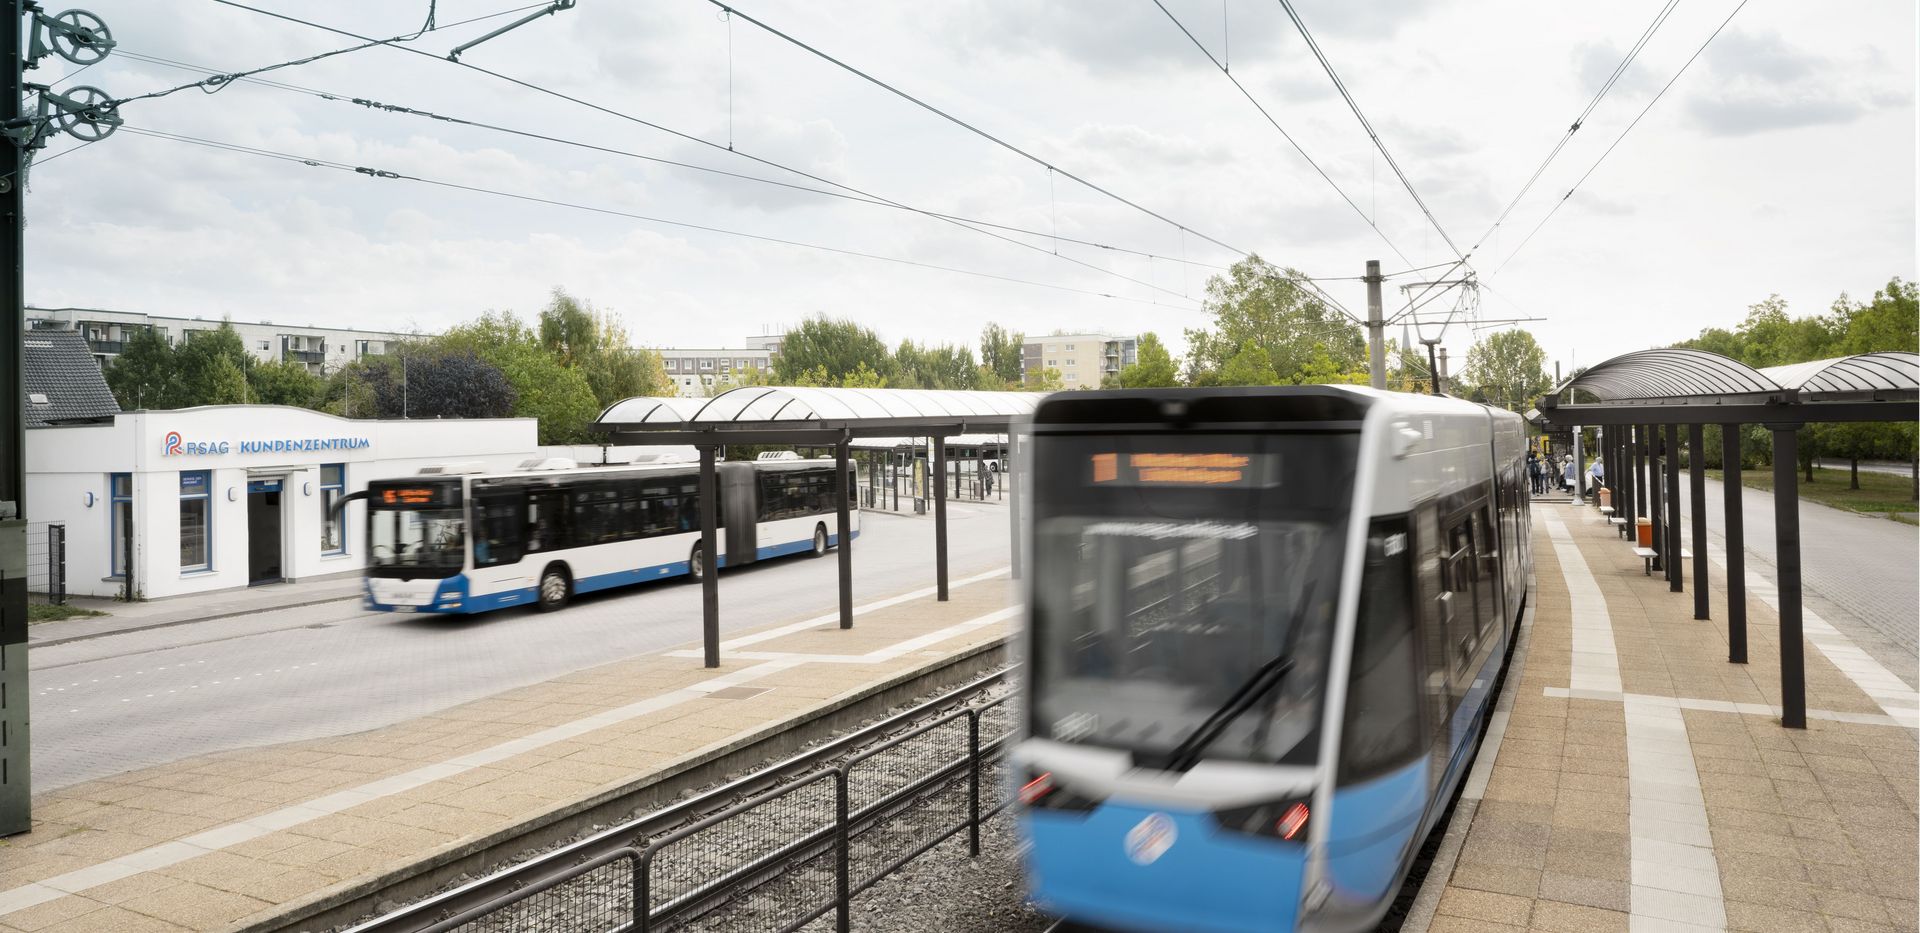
[[1544, 513, 1726, 933], [1697, 541, 1919, 727], [1542, 686, 1918, 729], [0, 596, 1015, 919]]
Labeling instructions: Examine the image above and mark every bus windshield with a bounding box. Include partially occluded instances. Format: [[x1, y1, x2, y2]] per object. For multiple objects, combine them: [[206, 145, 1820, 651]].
[[367, 480, 466, 578], [1027, 432, 1357, 767]]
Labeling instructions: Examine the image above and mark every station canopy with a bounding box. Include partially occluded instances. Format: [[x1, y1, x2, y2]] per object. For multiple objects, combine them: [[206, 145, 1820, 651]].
[[1538, 349, 1919, 426], [596, 386, 1044, 445]]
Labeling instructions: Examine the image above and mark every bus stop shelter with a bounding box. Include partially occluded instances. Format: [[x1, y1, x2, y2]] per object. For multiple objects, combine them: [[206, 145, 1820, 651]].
[[595, 387, 1043, 667], [1535, 349, 1919, 728]]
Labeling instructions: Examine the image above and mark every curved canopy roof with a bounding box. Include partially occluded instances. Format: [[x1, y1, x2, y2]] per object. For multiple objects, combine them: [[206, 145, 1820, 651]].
[[1539, 349, 1918, 427], [1552, 349, 1919, 403], [596, 386, 1045, 441], [596, 396, 707, 424]]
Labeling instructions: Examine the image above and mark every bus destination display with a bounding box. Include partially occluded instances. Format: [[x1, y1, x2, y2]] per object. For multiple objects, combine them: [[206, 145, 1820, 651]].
[[374, 483, 458, 508]]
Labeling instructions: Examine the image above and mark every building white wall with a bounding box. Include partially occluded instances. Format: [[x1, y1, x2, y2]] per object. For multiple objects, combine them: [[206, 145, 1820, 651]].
[[25, 406, 538, 600]]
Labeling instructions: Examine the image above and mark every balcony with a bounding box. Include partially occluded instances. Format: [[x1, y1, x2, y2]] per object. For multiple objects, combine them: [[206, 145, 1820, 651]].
[[86, 339, 124, 355], [284, 349, 325, 365]]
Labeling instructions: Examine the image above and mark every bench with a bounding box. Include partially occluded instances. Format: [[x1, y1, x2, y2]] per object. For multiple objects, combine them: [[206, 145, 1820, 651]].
[[1607, 516, 1629, 538], [1632, 547, 1694, 575]]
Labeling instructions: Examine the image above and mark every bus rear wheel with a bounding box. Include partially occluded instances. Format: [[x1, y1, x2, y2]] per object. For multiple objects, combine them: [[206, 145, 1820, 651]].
[[537, 565, 571, 612], [689, 543, 707, 581], [811, 523, 829, 556]]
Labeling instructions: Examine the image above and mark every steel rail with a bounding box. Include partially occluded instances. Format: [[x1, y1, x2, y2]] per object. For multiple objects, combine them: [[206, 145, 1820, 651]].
[[344, 667, 1010, 933]]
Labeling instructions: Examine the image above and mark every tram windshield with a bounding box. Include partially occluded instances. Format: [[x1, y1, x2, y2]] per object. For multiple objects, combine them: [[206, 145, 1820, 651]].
[[366, 479, 467, 578], [1027, 432, 1356, 766]]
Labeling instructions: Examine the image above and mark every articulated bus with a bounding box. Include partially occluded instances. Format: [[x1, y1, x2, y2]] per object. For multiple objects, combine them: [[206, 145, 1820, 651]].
[[360, 455, 859, 614]]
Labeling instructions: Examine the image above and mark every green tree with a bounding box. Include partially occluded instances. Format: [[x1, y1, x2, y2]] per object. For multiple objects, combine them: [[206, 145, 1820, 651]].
[[1025, 367, 1065, 392], [773, 315, 895, 385], [979, 323, 1025, 384], [440, 311, 600, 443], [105, 327, 180, 409], [1836, 278, 1918, 355], [893, 340, 979, 389], [169, 323, 255, 406], [537, 289, 672, 406], [1461, 329, 1551, 412], [247, 359, 327, 408], [1183, 255, 1365, 385], [1217, 341, 1279, 386], [1116, 332, 1180, 388]]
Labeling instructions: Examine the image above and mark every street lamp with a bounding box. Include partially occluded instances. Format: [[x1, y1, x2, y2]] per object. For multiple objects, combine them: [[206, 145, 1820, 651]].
[[1413, 315, 1447, 396]]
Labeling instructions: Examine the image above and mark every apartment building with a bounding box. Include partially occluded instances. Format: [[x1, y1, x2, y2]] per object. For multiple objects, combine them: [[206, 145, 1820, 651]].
[[26, 307, 414, 375], [655, 347, 774, 397], [1020, 333, 1138, 388]]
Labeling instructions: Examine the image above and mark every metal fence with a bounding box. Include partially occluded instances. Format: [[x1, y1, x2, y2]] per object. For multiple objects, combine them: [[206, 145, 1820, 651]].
[[353, 673, 1017, 933], [24, 522, 64, 604]]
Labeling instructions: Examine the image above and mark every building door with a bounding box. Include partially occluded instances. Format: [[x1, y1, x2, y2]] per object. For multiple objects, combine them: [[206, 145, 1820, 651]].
[[247, 479, 284, 585]]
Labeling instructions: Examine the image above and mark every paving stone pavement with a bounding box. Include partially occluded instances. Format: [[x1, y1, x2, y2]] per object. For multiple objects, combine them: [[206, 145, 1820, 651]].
[[0, 573, 1018, 933], [1427, 503, 1918, 933]]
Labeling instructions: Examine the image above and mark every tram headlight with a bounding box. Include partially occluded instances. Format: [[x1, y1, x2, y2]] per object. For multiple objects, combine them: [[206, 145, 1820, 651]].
[[1017, 768, 1102, 813], [1214, 795, 1312, 841]]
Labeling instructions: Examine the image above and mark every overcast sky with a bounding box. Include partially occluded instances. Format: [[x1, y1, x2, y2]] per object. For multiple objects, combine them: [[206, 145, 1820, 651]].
[[23, 0, 1916, 373]]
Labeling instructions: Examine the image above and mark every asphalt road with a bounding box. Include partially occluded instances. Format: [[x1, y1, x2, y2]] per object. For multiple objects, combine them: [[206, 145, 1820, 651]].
[[1676, 476, 1918, 681], [29, 506, 1013, 791]]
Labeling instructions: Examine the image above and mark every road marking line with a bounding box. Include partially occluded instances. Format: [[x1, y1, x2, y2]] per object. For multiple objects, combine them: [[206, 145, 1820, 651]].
[[1544, 513, 1725, 933], [707, 566, 1009, 652]]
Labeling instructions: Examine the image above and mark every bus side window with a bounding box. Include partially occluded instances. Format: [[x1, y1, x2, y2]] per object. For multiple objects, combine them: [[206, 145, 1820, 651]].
[[527, 489, 568, 553], [474, 494, 524, 567]]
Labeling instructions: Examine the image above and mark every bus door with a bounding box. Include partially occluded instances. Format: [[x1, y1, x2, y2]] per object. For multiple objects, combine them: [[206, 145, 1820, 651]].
[[719, 462, 758, 564], [470, 486, 531, 595]]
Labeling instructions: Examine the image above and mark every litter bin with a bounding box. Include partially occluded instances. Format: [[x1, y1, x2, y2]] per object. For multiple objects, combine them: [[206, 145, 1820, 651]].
[[1599, 488, 1613, 509], [1635, 517, 1653, 548]]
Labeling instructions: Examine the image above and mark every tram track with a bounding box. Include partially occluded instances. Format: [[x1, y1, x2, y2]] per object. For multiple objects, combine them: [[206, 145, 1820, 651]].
[[281, 644, 1009, 933]]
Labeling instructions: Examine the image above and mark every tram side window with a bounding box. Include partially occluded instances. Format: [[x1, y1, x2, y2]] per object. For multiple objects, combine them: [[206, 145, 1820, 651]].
[[1340, 516, 1421, 784], [473, 495, 524, 567], [1444, 521, 1478, 676]]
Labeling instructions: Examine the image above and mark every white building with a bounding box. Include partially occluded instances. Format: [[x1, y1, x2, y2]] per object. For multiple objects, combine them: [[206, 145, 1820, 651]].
[[655, 347, 774, 397], [26, 407, 537, 600], [1021, 333, 1137, 388], [27, 307, 415, 375]]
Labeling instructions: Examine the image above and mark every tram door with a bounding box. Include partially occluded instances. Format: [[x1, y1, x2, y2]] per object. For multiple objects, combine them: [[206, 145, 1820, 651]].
[[247, 478, 284, 585]]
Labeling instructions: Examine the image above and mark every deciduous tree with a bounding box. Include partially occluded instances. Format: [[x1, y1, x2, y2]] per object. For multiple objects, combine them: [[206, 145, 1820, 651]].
[[1461, 329, 1550, 412], [1116, 332, 1180, 388]]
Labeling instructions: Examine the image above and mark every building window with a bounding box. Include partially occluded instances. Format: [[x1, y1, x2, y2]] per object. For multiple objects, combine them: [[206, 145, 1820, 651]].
[[1066, 343, 1075, 350], [1066, 358, 1075, 366], [665, 359, 679, 372], [179, 470, 211, 573], [699, 359, 713, 370], [320, 464, 346, 555], [258, 340, 270, 351], [1047, 359, 1057, 367], [109, 473, 131, 578]]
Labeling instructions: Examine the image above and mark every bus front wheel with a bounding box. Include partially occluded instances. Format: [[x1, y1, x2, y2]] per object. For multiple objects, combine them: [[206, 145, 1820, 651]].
[[537, 564, 571, 612]]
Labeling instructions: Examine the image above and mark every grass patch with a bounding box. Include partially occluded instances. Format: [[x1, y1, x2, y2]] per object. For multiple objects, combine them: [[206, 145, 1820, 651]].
[[28, 602, 107, 623], [1709, 465, 1918, 524]]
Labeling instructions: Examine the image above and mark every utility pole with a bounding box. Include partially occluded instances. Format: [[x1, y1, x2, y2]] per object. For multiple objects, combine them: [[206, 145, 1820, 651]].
[[1, 1, 118, 836], [0, 0, 29, 837], [1437, 347, 1450, 395], [1363, 259, 1385, 389]]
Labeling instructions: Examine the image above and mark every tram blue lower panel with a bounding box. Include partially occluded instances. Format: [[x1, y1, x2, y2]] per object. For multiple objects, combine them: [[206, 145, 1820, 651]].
[[1021, 804, 1305, 933], [1325, 762, 1428, 903]]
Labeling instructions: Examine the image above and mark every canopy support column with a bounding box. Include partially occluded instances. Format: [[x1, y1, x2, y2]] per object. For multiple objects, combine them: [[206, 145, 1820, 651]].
[[933, 434, 949, 601], [835, 434, 853, 630], [1572, 425, 1585, 505], [699, 445, 720, 669], [1007, 431, 1021, 581], [1722, 424, 1746, 663], [1646, 425, 1663, 572], [1769, 424, 1805, 728], [1689, 424, 1709, 618], [1666, 423, 1683, 593]]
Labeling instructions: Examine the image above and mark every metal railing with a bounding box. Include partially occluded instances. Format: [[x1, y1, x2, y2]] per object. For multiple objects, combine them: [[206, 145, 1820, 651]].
[[351, 671, 1016, 933], [25, 522, 65, 604]]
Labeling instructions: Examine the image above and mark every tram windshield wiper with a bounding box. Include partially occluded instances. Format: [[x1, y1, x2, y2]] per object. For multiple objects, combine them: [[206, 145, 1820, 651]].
[[1161, 582, 1317, 773]]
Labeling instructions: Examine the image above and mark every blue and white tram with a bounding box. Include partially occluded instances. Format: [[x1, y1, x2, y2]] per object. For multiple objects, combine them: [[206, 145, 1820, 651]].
[[360, 456, 859, 614], [1012, 386, 1529, 933]]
